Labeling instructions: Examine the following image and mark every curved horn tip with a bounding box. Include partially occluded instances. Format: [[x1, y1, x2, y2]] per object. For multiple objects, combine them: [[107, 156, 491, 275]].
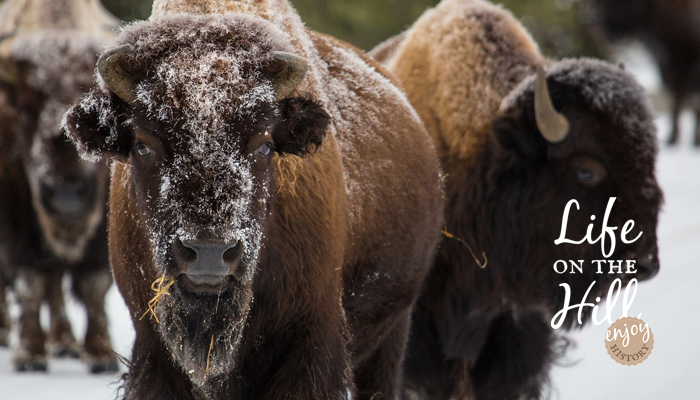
[[534, 66, 570, 143], [97, 44, 136, 104], [271, 51, 308, 101], [98, 44, 133, 68]]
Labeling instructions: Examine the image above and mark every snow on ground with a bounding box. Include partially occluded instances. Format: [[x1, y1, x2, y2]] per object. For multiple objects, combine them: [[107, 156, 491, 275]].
[[1, 46, 699, 398], [0, 285, 133, 399]]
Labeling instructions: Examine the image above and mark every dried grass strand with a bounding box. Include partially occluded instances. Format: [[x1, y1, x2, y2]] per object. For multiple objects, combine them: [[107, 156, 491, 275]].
[[139, 272, 175, 323], [442, 227, 488, 269], [205, 334, 215, 376]]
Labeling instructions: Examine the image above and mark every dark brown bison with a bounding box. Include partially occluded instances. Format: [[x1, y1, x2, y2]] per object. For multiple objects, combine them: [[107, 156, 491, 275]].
[[372, 0, 662, 399], [63, 0, 443, 398], [0, 0, 119, 372], [585, 0, 700, 146]]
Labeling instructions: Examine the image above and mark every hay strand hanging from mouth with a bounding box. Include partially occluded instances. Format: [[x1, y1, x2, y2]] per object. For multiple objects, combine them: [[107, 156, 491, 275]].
[[140, 272, 175, 323], [205, 334, 215, 377]]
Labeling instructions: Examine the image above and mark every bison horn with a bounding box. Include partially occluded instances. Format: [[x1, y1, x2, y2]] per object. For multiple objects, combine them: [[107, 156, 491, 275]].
[[0, 57, 18, 85], [97, 44, 136, 104], [271, 51, 308, 101], [534, 66, 569, 143]]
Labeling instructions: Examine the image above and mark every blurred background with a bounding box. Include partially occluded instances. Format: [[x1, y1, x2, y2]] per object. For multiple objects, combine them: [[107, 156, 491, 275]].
[[101, 0, 602, 56], [1, 0, 699, 399]]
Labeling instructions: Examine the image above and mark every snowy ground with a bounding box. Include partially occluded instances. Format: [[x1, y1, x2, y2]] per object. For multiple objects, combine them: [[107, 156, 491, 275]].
[[1, 47, 699, 398]]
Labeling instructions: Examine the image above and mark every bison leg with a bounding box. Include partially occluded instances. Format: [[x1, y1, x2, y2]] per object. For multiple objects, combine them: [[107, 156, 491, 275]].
[[13, 269, 48, 372], [46, 269, 80, 358], [260, 323, 351, 400], [401, 307, 466, 400], [694, 107, 700, 146], [668, 98, 682, 145], [470, 311, 557, 400], [354, 310, 411, 400], [0, 273, 10, 347], [72, 267, 118, 373]]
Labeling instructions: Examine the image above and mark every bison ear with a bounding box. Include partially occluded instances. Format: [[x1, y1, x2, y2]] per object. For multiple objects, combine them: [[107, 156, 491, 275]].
[[62, 89, 132, 162], [271, 96, 330, 156], [491, 115, 543, 160]]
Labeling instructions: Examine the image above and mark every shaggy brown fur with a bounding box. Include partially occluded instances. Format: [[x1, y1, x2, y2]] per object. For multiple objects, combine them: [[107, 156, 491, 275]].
[[0, 0, 119, 372], [64, 1, 443, 399], [373, 0, 662, 399], [585, 0, 700, 146]]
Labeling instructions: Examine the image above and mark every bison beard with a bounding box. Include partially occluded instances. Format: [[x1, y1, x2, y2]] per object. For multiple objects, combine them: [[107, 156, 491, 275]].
[[145, 152, 263, 387], [155, 280, 252, 387]]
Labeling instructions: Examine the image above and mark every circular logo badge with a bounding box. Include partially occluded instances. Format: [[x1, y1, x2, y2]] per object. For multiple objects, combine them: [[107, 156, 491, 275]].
[[605, 317, 654, 366]]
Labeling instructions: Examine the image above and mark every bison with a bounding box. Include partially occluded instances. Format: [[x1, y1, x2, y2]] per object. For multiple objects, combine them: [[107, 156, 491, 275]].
[[63, 0, 443, 398], [0, 0, 119, 372], [585, 0, 700, 146], [372, 0, 663, 399]]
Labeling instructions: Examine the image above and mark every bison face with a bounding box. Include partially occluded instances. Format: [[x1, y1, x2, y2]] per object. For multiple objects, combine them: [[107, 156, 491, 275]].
[[126, 106, 278, 292], [28, 129, 107, 263], [0, 32, 108, 263], [123, 97, 326, 386], [490, 61, 662, 327], [62, 15, 330, 384]]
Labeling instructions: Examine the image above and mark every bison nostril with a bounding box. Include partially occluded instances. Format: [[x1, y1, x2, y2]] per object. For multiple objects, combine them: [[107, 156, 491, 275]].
[[222, 242, 242, 265], [76, 180, 89, 195], [174, 238, 198, 264], [635, 252, 660, 281]]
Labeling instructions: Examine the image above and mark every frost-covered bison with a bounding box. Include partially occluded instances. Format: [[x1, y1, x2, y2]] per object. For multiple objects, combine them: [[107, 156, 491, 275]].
[[372, 0, 663, 398], [63, 0, 443, 398], [0, 0, 119, 372], [585, 0, 700, 146]]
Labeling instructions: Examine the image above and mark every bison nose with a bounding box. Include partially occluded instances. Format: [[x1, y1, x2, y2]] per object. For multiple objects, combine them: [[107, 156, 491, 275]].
[[40, 177, 92, 217], [626, 240, 660, 282], [635, 251, 660, 281], [174, 238, 241, 286]]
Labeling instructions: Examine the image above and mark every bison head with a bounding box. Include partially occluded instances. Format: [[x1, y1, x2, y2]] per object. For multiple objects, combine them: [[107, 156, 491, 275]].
[[63, 15, 329, 384], [488, 60, 662, 327], [0, 31, 108, 263]]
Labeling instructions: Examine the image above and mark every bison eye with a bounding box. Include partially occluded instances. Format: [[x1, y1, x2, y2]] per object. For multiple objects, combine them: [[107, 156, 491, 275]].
[[574, 157, 607, 187], [136, 143, 152, 158], [578, 168, 594, 181], [256, 143, 272, 158]]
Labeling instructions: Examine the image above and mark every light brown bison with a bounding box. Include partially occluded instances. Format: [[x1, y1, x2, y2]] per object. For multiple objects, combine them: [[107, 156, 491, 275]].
[[63, 0, 443, 398], [0, 0, 120, 372], [372, 0, 662, 399]]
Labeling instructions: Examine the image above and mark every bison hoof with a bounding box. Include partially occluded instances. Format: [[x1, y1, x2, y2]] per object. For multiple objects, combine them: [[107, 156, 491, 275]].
[[88, 356, 120, 374], [0, 328, 9, 347], [51, 344, 81, 359], [14, 356, 48, 372]]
